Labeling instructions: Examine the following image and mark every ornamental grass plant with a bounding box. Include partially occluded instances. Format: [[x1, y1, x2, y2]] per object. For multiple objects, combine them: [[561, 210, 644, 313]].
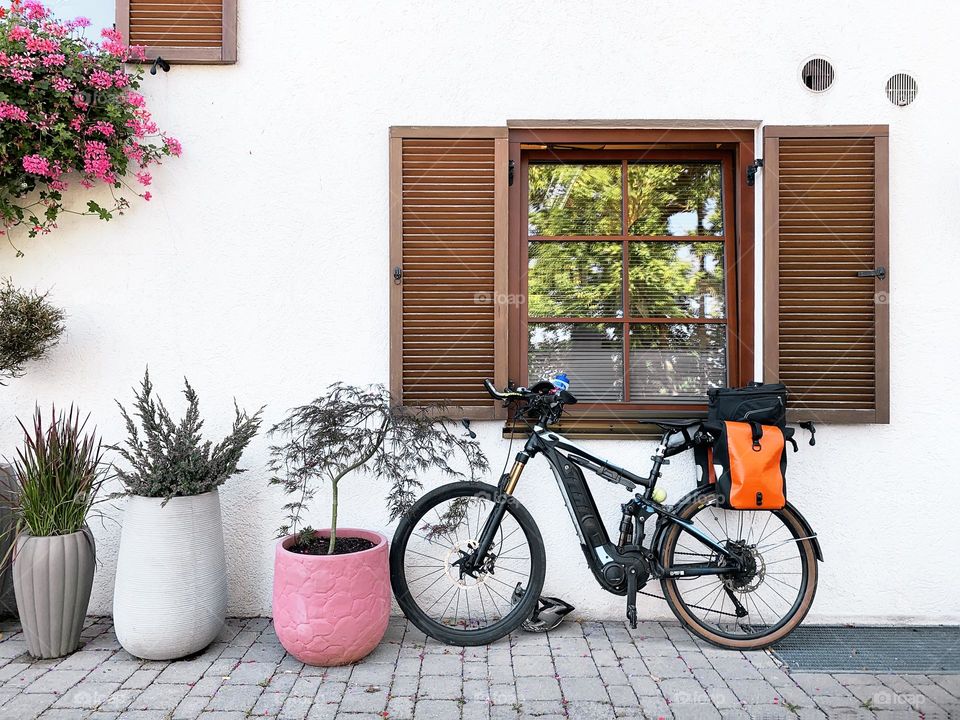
[[5, 405, 108, 538]]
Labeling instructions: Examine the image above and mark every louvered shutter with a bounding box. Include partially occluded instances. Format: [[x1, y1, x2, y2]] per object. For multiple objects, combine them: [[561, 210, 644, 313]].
[[116, 0, 237, 64], [763, 126, 889, 423], [389, 127, 509, 419]]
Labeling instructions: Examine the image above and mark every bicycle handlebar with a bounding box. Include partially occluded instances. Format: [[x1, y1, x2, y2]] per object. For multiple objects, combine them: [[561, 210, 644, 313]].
[[483, 379, 577, 405]]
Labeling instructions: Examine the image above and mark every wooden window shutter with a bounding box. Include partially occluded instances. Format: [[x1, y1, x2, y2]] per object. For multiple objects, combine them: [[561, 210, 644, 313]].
[[117, 0, 237, 64], [763, 125, 889, 423], [389, 127, 509, 419]]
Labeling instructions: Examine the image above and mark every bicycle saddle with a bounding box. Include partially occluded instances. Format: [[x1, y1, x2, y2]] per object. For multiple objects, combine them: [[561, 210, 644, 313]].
[[647, 418, 702, 431]]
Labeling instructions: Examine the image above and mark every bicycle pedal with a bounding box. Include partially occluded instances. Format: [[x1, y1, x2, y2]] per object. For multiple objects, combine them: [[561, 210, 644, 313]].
[[626, 605, 637, 629]]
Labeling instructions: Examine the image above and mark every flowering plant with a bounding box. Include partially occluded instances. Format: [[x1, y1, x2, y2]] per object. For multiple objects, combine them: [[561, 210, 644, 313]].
[[0, 0, 180, 255]]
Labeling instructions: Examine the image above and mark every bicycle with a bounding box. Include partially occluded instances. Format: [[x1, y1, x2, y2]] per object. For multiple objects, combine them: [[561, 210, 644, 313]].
[[390, 379, 821, 650]]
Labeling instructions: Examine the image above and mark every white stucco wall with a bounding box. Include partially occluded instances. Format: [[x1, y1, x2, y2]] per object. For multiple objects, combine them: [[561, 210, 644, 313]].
[[2, 0, 959, 622]]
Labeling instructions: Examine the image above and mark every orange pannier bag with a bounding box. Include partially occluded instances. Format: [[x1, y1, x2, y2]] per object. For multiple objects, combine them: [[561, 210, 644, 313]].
[[712, 421, 787, 510]]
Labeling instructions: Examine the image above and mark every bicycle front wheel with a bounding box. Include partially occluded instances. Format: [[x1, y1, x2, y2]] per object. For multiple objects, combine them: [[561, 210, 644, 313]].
[[390, 481, 545, 646], [659, 490, 819, 650]]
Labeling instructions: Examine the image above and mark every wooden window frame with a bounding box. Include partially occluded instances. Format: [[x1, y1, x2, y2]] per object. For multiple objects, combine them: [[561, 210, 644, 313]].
[[762, 125, 890, 424], [507, 126, 757, 430], [117, 0, 238, 64]]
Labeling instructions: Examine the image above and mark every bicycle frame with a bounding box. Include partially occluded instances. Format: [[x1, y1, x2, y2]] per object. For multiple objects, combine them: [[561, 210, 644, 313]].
[[467, 422, 743, 598]]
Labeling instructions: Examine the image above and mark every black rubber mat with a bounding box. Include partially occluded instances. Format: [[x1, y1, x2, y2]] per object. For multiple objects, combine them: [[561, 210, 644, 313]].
[[771, 625, 960, 673]]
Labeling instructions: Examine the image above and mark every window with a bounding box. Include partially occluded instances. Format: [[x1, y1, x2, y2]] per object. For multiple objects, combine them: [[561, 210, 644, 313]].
[[116, 0, 237, 64], [519, 149, 738, 411], [390, 123, 889, 430]]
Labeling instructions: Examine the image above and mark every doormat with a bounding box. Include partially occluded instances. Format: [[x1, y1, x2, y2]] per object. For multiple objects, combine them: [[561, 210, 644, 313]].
[[771, 625, 960, 673]]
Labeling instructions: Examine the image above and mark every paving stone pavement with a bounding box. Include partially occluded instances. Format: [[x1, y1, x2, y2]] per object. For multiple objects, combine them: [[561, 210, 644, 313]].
[[0, 617, 956, 720]]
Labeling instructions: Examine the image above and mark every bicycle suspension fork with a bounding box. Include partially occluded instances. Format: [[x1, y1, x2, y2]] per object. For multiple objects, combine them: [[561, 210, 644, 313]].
[[465, 449, 531, 572]]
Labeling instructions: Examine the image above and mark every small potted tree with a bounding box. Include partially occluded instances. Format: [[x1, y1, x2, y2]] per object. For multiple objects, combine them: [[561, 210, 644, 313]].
[[269, 383, 488, 666], [111, 369, 263, 660], [5, 406, 107, 658], [0, 278, 65, 619]]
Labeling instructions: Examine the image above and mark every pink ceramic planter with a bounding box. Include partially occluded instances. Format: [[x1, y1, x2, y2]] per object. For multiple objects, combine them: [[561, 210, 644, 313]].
[[272, 528, 390, 666]]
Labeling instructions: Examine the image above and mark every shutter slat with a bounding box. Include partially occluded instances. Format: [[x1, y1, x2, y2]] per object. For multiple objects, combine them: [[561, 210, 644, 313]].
[[391, 130, 507, 417], [764, 126, 889, 423]]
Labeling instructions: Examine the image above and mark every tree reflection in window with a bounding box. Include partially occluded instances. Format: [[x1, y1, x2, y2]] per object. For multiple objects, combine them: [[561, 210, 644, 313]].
[[526, 159, 729, 404]]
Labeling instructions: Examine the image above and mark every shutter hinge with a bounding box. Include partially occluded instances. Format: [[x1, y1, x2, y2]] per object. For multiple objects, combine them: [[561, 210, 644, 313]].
[[746, 158, 763, 187], [393, 266, 402, 284], [509, 159, 515, 186]]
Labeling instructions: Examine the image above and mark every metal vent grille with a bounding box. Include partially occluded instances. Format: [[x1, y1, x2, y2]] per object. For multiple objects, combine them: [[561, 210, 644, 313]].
[[772, 626, 960, 673], [886, 73, 918, 106], [800, 58, 835, 92]]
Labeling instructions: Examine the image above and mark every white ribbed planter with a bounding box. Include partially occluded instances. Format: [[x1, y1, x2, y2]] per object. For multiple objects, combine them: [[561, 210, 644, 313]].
[[113, 490, 227, 660]]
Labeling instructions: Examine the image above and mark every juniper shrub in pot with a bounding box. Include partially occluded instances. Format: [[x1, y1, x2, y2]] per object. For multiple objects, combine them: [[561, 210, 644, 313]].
[[110, 369, 263, 660]]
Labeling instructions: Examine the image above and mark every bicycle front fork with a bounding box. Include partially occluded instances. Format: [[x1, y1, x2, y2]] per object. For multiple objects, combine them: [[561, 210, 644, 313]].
[[465, 452, 529, 573]]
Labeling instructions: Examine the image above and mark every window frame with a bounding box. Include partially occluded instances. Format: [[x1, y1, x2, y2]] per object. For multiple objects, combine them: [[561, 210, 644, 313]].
[[507, 127, 757, 426]]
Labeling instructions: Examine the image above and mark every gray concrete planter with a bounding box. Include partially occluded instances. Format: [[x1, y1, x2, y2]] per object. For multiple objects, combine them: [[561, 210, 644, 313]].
[[113, 490, 228, 660], [0, 464, 17, 619], [12, 527, 95, 658]]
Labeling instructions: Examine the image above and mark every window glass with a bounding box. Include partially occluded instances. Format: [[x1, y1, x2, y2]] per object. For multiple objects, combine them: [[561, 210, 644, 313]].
[[629, 242, 725, 318], [528, 323, 624, 402], [628, 324, 727, 401], [525, 157, 729, 405], [627, 163, 722, 236], [527, 242, 622, 318], [528, 164, 621, 236]]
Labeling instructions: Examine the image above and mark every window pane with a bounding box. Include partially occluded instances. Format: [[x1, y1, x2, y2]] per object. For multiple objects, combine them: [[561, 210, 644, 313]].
[[528, 242, 622, 318], [627, 163, 723, 236], [528, 164, 622, 236], [629, 242, 725, 318], [529, 323, 624, 402], [629, 324, 726, 401]]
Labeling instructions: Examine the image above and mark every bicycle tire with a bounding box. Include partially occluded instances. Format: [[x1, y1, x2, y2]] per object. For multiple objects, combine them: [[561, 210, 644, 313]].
[[390, 481, 546, 646], [659, 490, 819, 650]]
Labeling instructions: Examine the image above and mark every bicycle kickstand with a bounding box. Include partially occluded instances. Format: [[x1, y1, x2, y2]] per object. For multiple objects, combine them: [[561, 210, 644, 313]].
[[625, 565, 639, 629]]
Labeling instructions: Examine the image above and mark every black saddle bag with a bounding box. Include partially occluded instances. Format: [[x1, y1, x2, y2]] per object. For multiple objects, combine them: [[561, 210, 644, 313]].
[[707, 382, 787, 429]]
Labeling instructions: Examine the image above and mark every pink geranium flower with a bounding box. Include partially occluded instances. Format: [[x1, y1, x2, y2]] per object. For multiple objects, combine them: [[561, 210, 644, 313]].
[[88, 69, 112, 89], [22, 153, 51, 175]]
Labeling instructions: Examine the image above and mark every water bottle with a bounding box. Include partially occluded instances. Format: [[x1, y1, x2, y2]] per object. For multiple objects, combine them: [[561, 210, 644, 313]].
[[551, 373, 570, 392]]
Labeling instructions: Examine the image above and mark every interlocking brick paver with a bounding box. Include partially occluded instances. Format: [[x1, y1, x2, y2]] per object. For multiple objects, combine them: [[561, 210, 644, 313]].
[[51, 680, 119, 709], [0, 617, 955, 720], [130, 682, 191, 711], [206, 683, 262, 712], [24, 670, 87, 694]]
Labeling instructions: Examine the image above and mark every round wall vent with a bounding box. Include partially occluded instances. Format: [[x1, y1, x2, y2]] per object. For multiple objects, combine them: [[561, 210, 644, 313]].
[[800, 57, 835, 92], [886, 73, 918, 106]]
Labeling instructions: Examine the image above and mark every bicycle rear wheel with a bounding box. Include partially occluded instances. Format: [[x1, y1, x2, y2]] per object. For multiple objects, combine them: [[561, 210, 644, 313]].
[[659, 490, 819, 650], [390, 481, 545, 646]]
